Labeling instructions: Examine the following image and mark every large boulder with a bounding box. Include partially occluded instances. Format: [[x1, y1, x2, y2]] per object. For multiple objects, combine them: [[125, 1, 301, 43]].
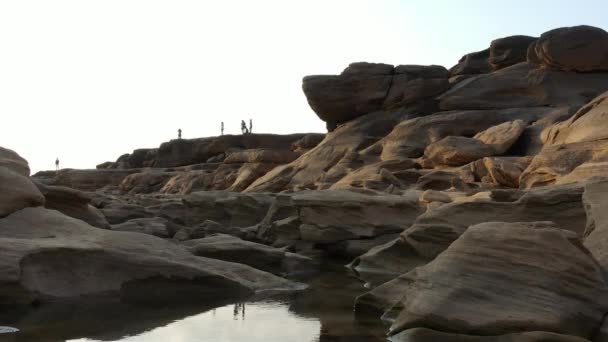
[[34, 182, 110, 229], [302, 63, 394, 130], [582, 180, 608, 276], [489, 35, 537, 70], [182, 191, 275, 227], [473, 119, 527, 154], [438, 63, 608, 111], [351, 183, 587, 276], [381, 222, 608, 339], [224, 149, 299, 164], [0, 148, 44, 218], [0, 147, 30, 176], [302, 63, 449, 130], [390, 328, 590, 342], [183, 234, 316, 276], [35, 169, 141, 192], [424, 136, 495, 166], [257, 190, 422, 247], [0, 207, 302, 306], [450, 48, 492, 76], [530, 25, 608, 72], [378, 106, 566, 161]]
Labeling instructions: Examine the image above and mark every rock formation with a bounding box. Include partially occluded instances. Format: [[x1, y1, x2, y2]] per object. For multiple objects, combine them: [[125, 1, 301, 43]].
[[4, 24, 608, 341]]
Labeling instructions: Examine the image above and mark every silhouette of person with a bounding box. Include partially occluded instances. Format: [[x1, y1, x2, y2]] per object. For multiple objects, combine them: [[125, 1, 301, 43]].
[[221, 122, 224, 136], [55, 158, 59, 171], [249, 119, 252, 134], [178, 128, 182, 139], [241, 120, 249, 134]]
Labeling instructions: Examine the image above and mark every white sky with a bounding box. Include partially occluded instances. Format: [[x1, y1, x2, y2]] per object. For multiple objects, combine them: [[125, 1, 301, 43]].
[[2, 0, 607, 173]]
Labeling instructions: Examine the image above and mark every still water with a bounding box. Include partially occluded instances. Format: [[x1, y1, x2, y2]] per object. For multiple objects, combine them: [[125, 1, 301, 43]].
[[0, 264, 389, 342]]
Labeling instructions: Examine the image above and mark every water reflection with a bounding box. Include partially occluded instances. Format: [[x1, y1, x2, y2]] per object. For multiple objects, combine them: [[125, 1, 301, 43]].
[[1, 263, 388, 342], [70, 302, 321, 342]]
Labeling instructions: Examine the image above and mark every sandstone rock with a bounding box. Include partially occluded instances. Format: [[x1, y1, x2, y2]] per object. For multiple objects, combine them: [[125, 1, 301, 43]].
[[378, 106, 567, 161], [387, 222, 608, 338], [424, 136, 495, 166], [353, 183, 587, 277], [183, 234, 316, 276], [119, 171, 177, 194], [224, 149, 299, 164], [0, 207, 303, 305], [439, 63, 608, 111], [257, 190, 422, 245], [482, 156, 531, 188], [291, 133, 325, 153], [450, 48, 492, 76], [342, 62, 394, 75], [302, 67, 393, 129], [154, 134, 310, 168], [172, 219, 249, 241], [390, 328, 591, 342], [543, 91, 608, 145], [35, 169, 141, 192], [394, 65, 449, 79], [100, 203, 154, 225], [0, 167, 45, 218], [489, 35, 537, 70], [227, 163, 279, 192], [520, 140, 608, 189], [532, 25, 608, 72], [111, 217, 175, 238], [582, 180, 608, 276], [0, 146, 30, 176], [35, 182, 110, 229], [246, 105, 429, 192], [474, 119, 527, 154], [183, 191, 275, 227], [326, 233, 400, 260]]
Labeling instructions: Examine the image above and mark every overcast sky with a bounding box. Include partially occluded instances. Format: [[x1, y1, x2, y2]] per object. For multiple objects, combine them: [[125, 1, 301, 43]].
[[2, 0, 607, 173]]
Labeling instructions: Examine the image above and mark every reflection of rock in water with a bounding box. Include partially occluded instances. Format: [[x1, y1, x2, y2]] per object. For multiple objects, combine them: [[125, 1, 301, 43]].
[[287, 262, 387, 342], [0, 295, 235, 342]]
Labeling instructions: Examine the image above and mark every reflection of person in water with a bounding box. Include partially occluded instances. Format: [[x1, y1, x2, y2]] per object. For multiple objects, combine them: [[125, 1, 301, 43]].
[[232, 303, 246, 320]]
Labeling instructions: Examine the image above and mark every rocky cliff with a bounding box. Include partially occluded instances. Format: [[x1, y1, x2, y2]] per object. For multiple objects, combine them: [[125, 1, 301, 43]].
[[4, 24, 608, 341]]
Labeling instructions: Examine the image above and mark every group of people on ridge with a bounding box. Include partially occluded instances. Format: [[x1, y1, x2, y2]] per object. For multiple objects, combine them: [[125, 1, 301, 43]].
[[177, 119, 252, 140]]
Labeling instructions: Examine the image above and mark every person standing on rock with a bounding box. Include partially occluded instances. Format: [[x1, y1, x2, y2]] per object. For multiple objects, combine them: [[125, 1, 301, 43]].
[[55, 158, 59, 171], [241, 120, 249, 134], [249, 119, 252, 134], [178, 128, 182, 139], [221, 122, 224, 136]]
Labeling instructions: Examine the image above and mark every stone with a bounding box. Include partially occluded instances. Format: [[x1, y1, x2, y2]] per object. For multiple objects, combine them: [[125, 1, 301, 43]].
[[257, 190, 422, 245], [489, 35, 537, 70], [383, 76, 450, 110], [520, 140, 608, 189], [35, 169, 141, 192], [387, 222, 608, 339], [582, 180, 608, 276], [482, 156, 532, 188], [390, 328, 591, 342], [302, 69, 393, 129], [119, 171, 178, 194], [450, 48, 492, 76], [394, 65, 449, 79], [352, 183, 587, 279], [0, 167, 45, 218], [182, 191, 275, 227], [224, 149, 299, 164], [153, 134, 310, 168], [111, 217, 175, 238], [473, 119, 527, 154], [183, 234, 316, 276], [378, 106, 568, 162], [0, 146, 30, 176], [531, 25, 608, 72], [35, 182, 110, 229], [438, 63, 608, 111], [424, 136, 495, 166], [0, 207, 303, 305]]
